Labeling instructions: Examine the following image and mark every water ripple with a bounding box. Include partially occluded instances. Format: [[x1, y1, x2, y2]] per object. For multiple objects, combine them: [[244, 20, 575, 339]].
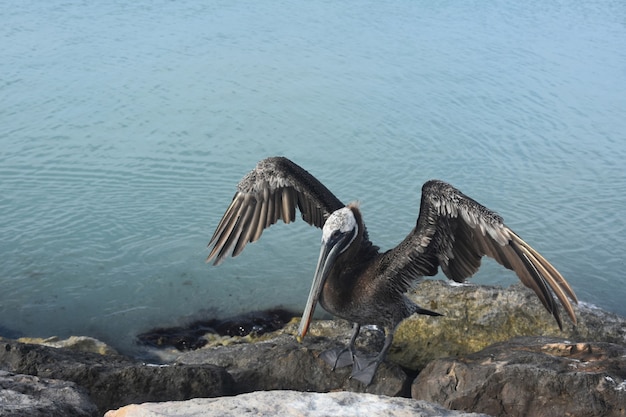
[[1, 0, 625, 354]]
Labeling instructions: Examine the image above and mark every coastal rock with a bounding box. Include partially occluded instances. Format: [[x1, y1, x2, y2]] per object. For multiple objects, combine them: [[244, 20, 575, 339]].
[[0, 370, 97, 417], [391, 280, 626, 370], [412, 336, 626, 417], [0, 340, 234, 415], [3, 281, 626, 416], [104, 390, 492, 417], [173, 280, 626, 397], [144, 280, 626, 378], [175, 329, 409, 396], [17, 335, 118, 355]]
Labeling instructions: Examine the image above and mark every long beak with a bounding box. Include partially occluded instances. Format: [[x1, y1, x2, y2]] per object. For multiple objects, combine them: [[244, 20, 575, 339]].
[[296, 238, 342, 342]]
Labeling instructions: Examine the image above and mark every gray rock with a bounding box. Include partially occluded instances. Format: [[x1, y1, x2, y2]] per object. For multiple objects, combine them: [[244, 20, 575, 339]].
[[176, 331, 409, 396], [0, 340, 234, 415], [174, 280, 626, 399], [412, 336, 626, 417], [104, 390, 493, 417], [0, 370, 97, 417]]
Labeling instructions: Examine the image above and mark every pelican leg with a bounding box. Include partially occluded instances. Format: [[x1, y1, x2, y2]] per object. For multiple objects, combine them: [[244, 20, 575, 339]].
[[319, 323, 361, 370], [350, 327, 394, 385]]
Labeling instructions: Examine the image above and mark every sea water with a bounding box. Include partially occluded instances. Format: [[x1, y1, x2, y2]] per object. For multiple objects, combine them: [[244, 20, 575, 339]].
[[1, 0, 625, 355]]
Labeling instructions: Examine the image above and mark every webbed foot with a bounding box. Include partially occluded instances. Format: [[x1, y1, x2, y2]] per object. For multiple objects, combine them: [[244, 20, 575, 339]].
[[320, 347, 354, 370], [350, 354, 382, 386]]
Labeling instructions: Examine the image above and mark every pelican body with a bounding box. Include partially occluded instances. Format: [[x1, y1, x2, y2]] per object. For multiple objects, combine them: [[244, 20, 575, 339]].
[[207, 157, 578, 384]]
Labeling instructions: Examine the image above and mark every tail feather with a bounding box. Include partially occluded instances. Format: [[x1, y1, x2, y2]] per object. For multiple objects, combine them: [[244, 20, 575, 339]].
[[413, 304, 443, 317]]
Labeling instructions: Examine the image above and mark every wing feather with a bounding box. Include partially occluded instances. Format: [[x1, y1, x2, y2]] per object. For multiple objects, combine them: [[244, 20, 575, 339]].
[[232, 197, 258, 257], [209, 196, 241, 246], [207, 197, 244, 261], [512, 234, 577, 323], [384, 179, 577, 328], [253, 188, 270, 241], [207, 157, 344, 265]]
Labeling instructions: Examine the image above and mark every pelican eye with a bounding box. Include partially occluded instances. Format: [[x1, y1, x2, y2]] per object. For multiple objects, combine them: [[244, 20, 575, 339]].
[[325, 229, 343, 246]]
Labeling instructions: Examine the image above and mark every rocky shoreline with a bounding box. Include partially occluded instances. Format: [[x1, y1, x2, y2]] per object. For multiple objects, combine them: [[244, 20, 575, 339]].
[[1, 280, 625, 416]]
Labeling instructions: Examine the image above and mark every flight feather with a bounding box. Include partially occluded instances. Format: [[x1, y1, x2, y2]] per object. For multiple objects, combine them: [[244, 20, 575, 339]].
[[207, 157, 344, 265]]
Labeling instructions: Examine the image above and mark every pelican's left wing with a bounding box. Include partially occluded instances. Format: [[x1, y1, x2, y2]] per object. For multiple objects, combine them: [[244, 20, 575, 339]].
[[207, 157, 344, 265], [382, 179, 578, 329]]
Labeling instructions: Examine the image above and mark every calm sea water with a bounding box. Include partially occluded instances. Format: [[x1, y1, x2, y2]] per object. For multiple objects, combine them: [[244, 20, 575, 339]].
[[2, 0, 625, 355]]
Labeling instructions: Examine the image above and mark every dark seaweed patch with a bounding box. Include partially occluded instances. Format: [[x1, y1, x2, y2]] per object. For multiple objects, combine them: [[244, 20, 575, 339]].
[[136, 308, 296, 351]]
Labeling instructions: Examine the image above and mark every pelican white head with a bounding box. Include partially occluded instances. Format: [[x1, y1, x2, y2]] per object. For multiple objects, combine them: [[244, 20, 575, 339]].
[[322, 207, 358, 247]]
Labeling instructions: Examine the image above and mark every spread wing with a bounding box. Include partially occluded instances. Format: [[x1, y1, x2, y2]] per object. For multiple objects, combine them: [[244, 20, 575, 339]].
[[207, 157, 344, 265], [384, 180, 578, 329]]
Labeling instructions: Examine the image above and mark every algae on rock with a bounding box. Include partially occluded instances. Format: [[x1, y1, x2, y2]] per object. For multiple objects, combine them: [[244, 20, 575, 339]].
[[389, 280, 624, 370]]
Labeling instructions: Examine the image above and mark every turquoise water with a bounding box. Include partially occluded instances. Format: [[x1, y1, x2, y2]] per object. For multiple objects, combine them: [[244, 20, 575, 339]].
[[1, 0, 625, 355]]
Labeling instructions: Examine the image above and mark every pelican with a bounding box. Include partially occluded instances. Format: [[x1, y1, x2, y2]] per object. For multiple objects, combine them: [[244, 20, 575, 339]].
[[207, 156, 578, 385]]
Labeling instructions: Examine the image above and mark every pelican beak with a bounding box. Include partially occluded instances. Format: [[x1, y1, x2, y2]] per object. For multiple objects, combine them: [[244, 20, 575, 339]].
[[296, 230, 352, 342]]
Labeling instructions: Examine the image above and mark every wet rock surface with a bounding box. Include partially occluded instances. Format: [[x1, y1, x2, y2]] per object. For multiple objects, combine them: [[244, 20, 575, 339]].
[[137, 308, 297, 351], [16, 335, 119, 355], [104, 390, 492, 417], [412, 336, 626, 417]]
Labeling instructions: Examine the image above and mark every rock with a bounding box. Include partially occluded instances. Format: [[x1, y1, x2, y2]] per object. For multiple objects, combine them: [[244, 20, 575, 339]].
[[391, 280, 626, 370], [0, 339, 234, 415], [3, 280, 626, 416], [172, 280, 626, 397], [140, 280, 626, 388], [104, 390, 492, 417], [412, 336, 626, 417], [175, 330, 409, 397], [17, 335, 119, 355], [0, 370, 97, 417]]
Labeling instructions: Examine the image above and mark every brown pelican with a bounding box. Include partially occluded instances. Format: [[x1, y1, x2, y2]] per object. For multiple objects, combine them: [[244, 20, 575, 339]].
[[207, 156, 578, 385]]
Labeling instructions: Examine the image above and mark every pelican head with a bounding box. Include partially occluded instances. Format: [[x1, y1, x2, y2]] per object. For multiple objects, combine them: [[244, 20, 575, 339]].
[[297, 207, 358, 341]]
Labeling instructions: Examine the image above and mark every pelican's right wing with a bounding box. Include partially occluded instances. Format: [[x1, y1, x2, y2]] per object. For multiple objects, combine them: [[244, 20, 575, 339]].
[[207, 157, 345, 265]]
